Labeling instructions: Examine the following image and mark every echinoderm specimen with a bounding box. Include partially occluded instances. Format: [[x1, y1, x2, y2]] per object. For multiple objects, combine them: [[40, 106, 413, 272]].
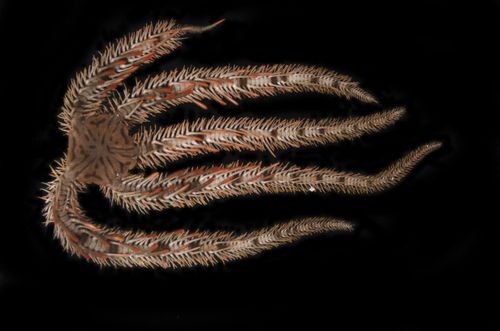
[[42, 19, 441, 268]]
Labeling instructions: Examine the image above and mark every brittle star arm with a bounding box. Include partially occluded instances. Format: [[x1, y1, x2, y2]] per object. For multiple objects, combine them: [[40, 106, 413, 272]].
[[134, 107, 405, 169], [114, 64, 378, 125], [59, 19, 224, 133], [103, 142, 441, 213], [43, 160, 352, 268]]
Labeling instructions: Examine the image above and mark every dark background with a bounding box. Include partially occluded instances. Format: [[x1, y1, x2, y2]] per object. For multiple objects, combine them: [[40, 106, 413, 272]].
[[0, 0, 499, 330]]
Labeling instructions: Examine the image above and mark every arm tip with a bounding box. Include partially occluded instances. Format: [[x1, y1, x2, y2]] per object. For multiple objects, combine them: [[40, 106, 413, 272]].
[[184, 19, 226, 33]]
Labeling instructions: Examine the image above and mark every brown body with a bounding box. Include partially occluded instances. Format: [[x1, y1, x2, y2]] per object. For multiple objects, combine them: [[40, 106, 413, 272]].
[[42, 19, 441, 269]]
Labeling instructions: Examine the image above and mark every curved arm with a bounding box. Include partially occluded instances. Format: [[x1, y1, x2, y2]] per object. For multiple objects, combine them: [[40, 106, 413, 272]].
[[114, 64, 378, 125], [59, 19, 224, 133], [104, 141, 442, 213], [134, 107, 405, 168], [42, 158, 352, 268]]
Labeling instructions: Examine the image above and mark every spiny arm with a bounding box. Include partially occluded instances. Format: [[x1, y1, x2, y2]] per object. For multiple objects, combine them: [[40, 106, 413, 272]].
[[114, 64, 377, 124], [134, 107, 405, 168], [59, 19, 224, 133], [104, 142, 441, 213], [42, 159, 352, 268]]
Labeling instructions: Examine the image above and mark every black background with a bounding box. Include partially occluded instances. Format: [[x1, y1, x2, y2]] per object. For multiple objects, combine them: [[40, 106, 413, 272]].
[[0, 1, 499, 330]]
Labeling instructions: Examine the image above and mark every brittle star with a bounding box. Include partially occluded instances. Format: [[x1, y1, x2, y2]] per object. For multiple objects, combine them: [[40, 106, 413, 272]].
[[42, 19, 441, 268]]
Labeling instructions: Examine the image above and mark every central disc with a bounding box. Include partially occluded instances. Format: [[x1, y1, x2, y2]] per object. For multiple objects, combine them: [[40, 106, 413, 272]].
[[67, 114, 138, 186]]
